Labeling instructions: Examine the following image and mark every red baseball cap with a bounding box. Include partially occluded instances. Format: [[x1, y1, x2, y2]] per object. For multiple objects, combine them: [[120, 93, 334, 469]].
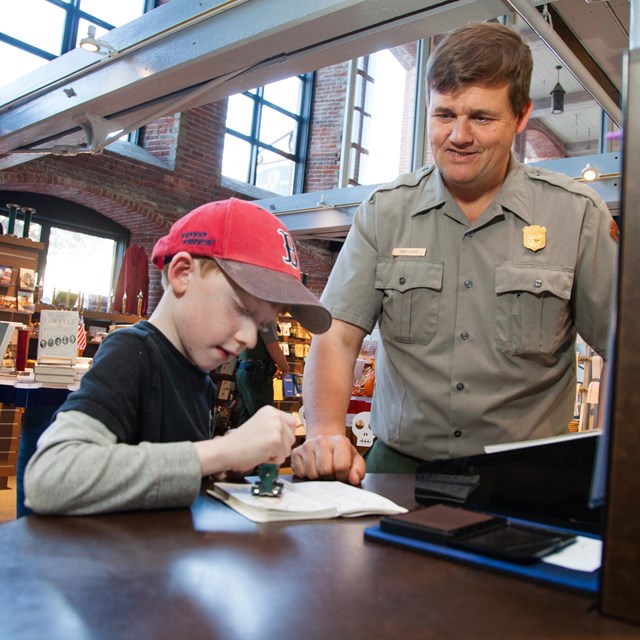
[[151, 198, 332, 334]]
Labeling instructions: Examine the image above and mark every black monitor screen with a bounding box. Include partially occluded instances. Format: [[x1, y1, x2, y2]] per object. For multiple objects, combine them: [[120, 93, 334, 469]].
[[416, 431, 603, 535]]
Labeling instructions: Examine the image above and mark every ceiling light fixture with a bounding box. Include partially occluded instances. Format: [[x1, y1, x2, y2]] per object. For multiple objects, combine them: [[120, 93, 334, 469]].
[[551, 65, 565, 114], [79, 26, 116, 56], [581, 163, 600, 182]]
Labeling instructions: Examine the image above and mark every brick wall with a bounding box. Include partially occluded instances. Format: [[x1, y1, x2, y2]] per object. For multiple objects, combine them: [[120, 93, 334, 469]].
[[0, 98, 242, 309], [297, 241, 335, 299], [0, 88, 335, 309], [523, 119, 566, 161], [305, 62, 349, 192]]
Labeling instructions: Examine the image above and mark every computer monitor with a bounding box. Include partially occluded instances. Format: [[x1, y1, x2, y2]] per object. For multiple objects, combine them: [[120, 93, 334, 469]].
[[416, 429, 603, 535]]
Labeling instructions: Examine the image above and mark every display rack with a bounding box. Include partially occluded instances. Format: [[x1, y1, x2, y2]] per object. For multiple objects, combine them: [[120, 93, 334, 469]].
[[274, 315, 310, 415], [0, 235, 44, 325], [210, 356, 239, 434]]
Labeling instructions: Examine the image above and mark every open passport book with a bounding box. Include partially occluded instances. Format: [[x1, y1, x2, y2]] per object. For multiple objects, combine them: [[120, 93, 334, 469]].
[[208, 479, 408, 523]]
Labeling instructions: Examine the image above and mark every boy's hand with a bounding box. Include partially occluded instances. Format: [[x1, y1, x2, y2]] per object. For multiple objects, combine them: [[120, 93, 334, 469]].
[[290, 435, 366, 486], [231, 406, 297, 470], [195, 406, 297, 477]]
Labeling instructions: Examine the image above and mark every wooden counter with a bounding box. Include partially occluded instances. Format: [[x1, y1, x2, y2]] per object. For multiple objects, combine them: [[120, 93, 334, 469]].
[[0, 475, 638, 639]]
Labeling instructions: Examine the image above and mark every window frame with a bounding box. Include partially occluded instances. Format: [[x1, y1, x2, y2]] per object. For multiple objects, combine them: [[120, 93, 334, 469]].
[[0, 0, 155, 60], [340, 42, 428, 188], [34, 220, 126, 296], [223, 72, 314, 195]]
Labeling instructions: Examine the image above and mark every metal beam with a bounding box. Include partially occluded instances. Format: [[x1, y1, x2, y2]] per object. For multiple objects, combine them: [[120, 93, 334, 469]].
[[505, 0, 622, 126], [254, 152, 622, 239], [254, 185, 374, 237]]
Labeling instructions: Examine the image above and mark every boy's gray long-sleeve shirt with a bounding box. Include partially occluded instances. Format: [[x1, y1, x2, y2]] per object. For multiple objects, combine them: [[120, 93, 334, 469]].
[[25, 410, 202, 515], [24, 321, 214, 515]]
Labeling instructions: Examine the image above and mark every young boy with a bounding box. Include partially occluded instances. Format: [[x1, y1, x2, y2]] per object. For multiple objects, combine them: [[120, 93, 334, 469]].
[[24, 198, 331, 515]]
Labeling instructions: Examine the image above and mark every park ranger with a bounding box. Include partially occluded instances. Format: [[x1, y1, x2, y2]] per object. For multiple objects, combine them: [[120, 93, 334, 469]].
[[291, 21, 618, 484]]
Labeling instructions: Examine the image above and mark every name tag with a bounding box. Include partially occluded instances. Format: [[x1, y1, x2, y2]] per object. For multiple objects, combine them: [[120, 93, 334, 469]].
[[392, 247, 426, 257]]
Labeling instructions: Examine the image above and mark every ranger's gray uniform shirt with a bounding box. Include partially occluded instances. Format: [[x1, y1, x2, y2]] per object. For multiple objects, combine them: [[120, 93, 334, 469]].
[[322, 158, 617, 460]]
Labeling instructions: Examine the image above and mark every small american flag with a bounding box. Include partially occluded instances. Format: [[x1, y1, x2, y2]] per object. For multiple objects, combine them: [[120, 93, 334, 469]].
[[77, 319, 87, 352]]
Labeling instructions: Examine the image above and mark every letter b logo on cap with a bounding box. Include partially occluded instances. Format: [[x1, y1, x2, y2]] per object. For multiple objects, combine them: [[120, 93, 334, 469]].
[[278, 229, 299, 272]]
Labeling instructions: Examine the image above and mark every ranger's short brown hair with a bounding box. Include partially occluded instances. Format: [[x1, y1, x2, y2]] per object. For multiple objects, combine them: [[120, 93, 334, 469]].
[[427, 21, 533, 117]]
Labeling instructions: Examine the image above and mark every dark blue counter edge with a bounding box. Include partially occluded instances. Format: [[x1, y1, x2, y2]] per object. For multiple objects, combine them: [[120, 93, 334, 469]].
[[363, 525, 600, 595]]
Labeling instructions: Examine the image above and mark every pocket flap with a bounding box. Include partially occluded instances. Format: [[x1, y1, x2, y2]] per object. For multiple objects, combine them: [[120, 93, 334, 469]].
[[495, 263, 573, 299], [376, 259, 444, 293]]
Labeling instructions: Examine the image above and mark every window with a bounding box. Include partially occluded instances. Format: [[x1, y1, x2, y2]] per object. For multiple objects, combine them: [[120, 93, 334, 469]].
[[0, 195, 128, 304], [339, 22, 622, 186], [44, 227, 117, 301], [222, 74, 314, 196], [0, 0, 151, 89], [345, 46, 420, 187]]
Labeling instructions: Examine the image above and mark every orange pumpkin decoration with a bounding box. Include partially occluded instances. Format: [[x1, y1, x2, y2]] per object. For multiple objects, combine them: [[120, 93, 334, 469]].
[[363, 367, 375, 397], [352, 361, 375, 396]]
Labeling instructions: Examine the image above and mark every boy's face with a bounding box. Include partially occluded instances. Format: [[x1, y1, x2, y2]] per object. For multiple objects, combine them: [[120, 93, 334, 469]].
[[171, 260, 277, 372]]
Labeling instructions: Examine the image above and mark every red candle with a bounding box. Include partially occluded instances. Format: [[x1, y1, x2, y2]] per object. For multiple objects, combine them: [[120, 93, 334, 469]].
[[16, 328, 29, 371]]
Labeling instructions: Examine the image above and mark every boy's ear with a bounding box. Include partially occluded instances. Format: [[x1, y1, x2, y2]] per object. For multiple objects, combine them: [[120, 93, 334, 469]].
[[166, 252, 195, 294]]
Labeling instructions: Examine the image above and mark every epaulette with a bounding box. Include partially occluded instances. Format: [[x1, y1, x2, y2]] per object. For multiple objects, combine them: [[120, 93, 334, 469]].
[[524, 166, 603, 207], [366, 165, 436, 202]]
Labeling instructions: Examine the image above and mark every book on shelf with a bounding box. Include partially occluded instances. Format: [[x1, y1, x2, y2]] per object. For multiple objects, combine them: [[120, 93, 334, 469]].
[[282, 374, 296, 397], [73, 359, 91, 380], [33, 362, 74, 372], [34, 358, 91, 384], [34, 364, 74, 378], [217, 356, 237, 376], [34, 373, 76, 385], [34, 370, 74, 379], [208, 478, 408, 523], [34, 366, 75, 381], [217, 379, 235, 400]]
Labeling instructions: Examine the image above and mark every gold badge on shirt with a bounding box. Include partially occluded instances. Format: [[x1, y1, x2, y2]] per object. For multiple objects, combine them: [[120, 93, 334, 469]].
[[523, 225, 547, 252]]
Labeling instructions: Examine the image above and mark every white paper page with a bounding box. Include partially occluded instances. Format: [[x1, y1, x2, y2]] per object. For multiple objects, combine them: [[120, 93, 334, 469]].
[[209, 479, 407, 523], [283, 480, 407, 517], [211, 482, 337, 520], [542, 536, 602, 573]]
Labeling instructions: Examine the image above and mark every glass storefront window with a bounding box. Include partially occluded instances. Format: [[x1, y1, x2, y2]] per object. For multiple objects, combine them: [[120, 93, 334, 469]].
[[43, 227, 117, 300]]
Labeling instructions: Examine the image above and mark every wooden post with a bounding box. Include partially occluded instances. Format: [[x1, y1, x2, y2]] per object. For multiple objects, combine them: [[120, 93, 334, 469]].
[[598, 48, 640, 626]]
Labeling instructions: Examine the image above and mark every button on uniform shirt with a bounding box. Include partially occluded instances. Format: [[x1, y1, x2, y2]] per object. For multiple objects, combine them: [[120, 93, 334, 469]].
[[321, 157, 617, 460]]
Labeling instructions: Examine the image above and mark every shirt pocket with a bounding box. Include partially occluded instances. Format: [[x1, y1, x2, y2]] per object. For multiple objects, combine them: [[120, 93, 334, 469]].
[[375, 258, 444, 344], [495, 263, 574, 356]]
